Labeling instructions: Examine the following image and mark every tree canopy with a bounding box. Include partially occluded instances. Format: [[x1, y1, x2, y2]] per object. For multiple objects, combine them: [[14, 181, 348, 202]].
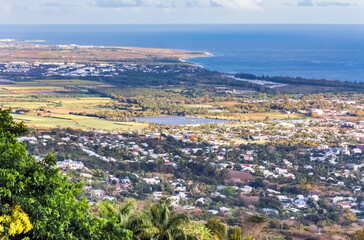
[[0, 108, 131, 239]]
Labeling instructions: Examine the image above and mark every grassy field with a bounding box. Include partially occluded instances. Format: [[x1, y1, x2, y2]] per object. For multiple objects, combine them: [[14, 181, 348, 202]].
[[13, 79, 105, 86], [12, 113, 147, 131], [1, 78, 311, 130], [3, 86, 66, 91], [1, 79, 149, 131]]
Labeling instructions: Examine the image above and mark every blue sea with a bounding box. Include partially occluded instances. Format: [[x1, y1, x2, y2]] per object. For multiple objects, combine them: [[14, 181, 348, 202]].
[[0, 24, 363, 82]]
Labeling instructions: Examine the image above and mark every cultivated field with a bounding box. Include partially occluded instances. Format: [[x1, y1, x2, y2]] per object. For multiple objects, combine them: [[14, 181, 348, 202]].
[[0, 78, 309, 131], [0, 79, 148, 131]]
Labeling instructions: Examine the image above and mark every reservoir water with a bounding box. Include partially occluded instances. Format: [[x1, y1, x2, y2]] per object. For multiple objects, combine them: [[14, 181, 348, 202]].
[[134, 116, 229, 125]]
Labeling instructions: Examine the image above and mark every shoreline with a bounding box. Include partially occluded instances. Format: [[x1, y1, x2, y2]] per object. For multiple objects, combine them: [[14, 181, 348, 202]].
[[1, 39, 362, 85], [179, 51, 213, 68], [225, 74, 288, 89]]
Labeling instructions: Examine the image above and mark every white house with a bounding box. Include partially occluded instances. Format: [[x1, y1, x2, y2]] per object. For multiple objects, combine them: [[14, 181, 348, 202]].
[[153, 191, 163, 200], [263, 208, 279, 215], [219, 206, 231, 213], [56, 160, 84, 170], [143, 177, 160, 185], [91, 189, 105, 198], [208, 210, 219, 215]]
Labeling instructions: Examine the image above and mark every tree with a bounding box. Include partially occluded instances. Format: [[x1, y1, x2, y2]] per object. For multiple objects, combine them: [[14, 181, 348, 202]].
[[228, 226, 242, 240], [205, 218, 227, 240], [141, 201, 189, 240], [342, 209, 357, 226], [185, 223, 213, 240], [0, 108, 27, 136], [0, 108, 131, 239], [221, 187, 236, 198], [94, 200, 140, 239], [0, 205, 33, 239]]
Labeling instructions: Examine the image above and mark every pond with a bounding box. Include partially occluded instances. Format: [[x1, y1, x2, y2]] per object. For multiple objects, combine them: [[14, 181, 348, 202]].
[[134, 116, 230, 125]]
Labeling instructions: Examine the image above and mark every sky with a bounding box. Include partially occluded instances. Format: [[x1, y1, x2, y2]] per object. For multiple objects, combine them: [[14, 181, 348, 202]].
[[0, 0, 362, 24]]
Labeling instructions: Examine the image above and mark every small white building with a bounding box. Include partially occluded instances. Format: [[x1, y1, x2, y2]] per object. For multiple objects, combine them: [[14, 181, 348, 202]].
[[143, 177, 160, 185], [56, 160, 84, 170], [91, 189, 105, 198]]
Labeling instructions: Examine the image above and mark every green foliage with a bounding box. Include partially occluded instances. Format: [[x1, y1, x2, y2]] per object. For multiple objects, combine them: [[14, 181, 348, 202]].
[[0, 108, 27, 136], [185, 223, 214, 240], [142, 201, 190, 240], [0, 108, 131, 240], [205, 218, 227, 240], [258, 197, 282, 212], [246, 215, 268, 224], [221, 187, 236, 198], [228, 226, 242, 240], [93, 200, 192, 240]]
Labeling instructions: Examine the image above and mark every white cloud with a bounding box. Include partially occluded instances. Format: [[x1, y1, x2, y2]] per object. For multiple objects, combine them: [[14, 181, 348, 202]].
[[0, 0, 363, 24], [0, 0, 89, 13], [296, 0, 356, 7], [0, 0, 17, 13], [210, 0, 262, 9]]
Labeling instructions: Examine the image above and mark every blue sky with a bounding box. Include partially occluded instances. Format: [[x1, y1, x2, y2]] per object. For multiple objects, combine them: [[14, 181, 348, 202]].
[[0, 0, 362, 24]]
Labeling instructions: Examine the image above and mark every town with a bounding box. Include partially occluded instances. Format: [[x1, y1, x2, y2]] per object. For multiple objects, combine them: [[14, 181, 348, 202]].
[[17, 108, 364, 238], [0, 61, 201, 79]]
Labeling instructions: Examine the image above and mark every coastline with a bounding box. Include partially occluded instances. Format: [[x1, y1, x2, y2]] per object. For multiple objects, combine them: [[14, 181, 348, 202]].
[[2, 39, 363, 87], [179, 51, 213, 68], [1, 24, 363, 82], [226, 74, 288, 89]]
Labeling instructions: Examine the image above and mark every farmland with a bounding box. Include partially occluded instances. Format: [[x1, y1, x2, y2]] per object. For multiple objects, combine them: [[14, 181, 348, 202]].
[[12, 113, 147, 130], [0, 77, 313, 131], [0, 79, 148, 130]]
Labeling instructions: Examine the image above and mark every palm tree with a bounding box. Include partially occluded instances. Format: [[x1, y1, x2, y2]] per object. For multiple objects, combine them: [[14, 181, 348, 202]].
[[92, 201, 134, 240], [140, 201, 189, 240], [95, 200, 143, 239], [95, 200, 192, 240], [185, 223, 214, 240], [228, 227, 242, 240], [118, 200, 138, 225], [205, 218, 227, 240]]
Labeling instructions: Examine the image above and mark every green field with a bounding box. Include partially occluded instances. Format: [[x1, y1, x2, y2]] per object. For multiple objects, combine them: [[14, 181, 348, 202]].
[[0, 79, 149, 131], [14, 79, 106, 86], [1, 78, 314, 130], [12, 113, 147, 130]]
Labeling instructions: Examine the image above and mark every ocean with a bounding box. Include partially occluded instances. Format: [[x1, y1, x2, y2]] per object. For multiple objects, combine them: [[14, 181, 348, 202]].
[[0, 24, 363, 82]]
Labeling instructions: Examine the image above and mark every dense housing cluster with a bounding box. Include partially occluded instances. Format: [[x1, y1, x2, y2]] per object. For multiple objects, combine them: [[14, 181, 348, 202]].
[[19, 111, 364, 235], [0, 62, 200, 78]]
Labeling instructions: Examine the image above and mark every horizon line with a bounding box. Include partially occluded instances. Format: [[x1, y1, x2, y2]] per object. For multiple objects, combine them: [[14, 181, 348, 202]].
[[0, 23, 364, 25]]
